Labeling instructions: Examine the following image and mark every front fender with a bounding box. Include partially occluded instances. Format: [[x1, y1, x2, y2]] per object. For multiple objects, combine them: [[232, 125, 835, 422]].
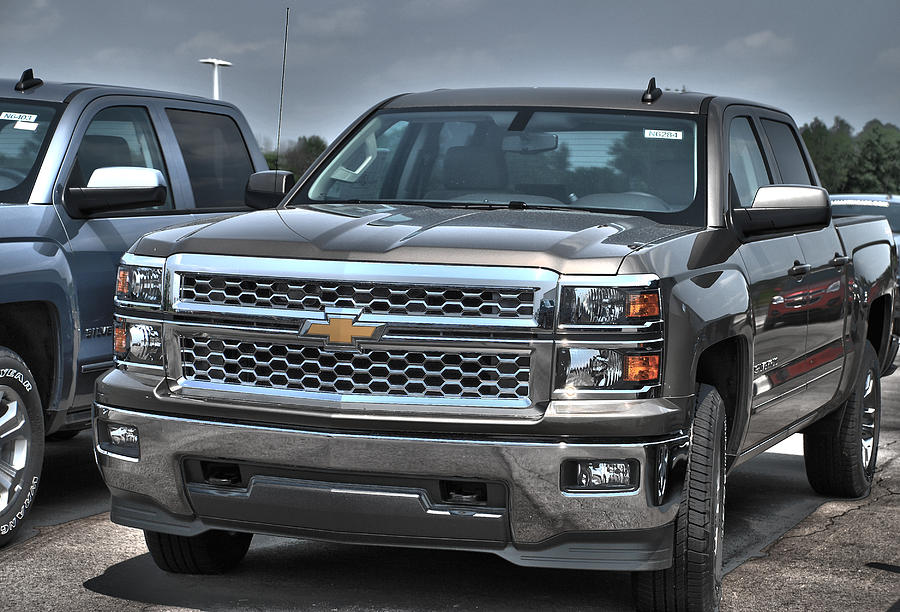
[[664, 269, 753, 445], [0, 240, 78, 416]]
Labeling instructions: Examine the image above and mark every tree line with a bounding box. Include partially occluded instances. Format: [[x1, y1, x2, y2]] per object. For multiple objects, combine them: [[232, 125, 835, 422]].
[[800, 118, 900, 194], [270, 118, 900, 197], [264, 135, 328, 178]]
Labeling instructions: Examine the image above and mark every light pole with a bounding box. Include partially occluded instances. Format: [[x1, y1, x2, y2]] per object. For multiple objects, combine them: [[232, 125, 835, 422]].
[[198, 58, 232, 100]]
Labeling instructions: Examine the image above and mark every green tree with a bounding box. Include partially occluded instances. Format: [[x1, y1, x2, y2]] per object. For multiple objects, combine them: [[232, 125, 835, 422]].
[[265, 135, 328, 178], [800, 117, 856, 192], [845, 120, 900, 193]]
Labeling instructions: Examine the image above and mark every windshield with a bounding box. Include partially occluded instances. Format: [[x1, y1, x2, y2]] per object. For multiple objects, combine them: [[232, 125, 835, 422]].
[[0, 99, 61, 203], [295, 108, 703, 225], [831, 198, 900, 232]]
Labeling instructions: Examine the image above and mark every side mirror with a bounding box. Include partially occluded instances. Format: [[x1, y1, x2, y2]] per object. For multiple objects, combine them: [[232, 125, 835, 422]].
[[731, 184, 830, 239], [245, 170, 296, 210], [66, 167, 167, 216]]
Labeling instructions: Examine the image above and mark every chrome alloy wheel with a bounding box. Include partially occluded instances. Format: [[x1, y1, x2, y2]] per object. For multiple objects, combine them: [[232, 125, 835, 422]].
[[0, 387, 30, 513], [861, 370, 878, 469]]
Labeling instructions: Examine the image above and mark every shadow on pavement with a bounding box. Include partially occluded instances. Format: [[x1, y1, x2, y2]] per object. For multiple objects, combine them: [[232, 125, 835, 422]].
[[26, 431, 109, 534], [84, 539, 635, 611]]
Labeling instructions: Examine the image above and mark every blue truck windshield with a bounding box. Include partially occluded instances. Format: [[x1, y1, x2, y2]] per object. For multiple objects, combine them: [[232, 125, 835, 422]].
[[298, 108, 703, 225], [0, 100, 61, 203]]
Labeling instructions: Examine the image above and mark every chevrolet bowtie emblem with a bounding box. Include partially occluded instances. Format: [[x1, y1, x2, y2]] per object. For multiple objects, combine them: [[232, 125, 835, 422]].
[[303, 316, 383, 345]]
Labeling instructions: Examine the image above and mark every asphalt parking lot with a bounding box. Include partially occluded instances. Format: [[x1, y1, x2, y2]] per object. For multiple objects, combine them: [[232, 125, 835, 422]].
[[1, 385, 898, 611]]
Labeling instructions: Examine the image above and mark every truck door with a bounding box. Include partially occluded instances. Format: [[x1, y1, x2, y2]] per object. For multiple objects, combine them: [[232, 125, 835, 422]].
[[52, 98, 263, 410], [760, 116, 846, 411], [726, 114, 809, 451]]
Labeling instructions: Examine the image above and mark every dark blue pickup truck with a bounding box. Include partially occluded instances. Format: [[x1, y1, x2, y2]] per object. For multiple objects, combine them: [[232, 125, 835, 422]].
[[0, 70, 290, 545]]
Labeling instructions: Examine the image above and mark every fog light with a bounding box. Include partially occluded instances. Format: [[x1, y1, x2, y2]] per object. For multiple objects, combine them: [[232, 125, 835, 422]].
[[561, 459, 639, 492], [99, 423, 140, 459]]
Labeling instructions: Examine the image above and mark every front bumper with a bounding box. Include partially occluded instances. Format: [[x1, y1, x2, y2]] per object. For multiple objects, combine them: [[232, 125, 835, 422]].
[[95, 404, 686, 571]]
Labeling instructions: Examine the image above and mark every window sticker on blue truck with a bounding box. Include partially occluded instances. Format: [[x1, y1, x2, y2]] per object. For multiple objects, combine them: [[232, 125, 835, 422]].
[[0, 111, 38, 122], [13, 121, 38, 131], [643, 129, 683, 140]]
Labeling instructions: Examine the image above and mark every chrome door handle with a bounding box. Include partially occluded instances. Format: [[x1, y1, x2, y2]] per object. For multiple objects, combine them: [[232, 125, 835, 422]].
[[831, 255, 850, 267], [788, 262, 811, 276]]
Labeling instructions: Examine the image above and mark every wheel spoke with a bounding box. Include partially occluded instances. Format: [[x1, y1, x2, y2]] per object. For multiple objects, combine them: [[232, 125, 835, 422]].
[[862, 436, 874, 467], [0, 400, 25, 440], [0, 464, 15, 509], [0, 458, 18, 482]]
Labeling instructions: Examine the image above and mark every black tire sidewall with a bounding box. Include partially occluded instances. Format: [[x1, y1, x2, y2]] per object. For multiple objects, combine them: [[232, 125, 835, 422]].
[[676, 384, 727, 610], [0, 349, 44, 547]]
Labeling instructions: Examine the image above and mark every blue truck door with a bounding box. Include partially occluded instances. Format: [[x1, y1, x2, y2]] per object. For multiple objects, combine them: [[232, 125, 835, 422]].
[[52, 100, 197, 408]]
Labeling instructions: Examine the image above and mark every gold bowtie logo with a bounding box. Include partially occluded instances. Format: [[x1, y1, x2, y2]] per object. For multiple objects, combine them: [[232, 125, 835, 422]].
[[304, 316, 382, 345]]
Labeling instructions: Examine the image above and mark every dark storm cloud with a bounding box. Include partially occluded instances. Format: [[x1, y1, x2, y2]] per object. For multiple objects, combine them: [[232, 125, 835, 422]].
[[3, 0, 899, 146]]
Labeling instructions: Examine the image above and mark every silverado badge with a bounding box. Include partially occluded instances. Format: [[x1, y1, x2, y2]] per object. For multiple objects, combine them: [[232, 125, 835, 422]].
[[302, 315, 383, 346]]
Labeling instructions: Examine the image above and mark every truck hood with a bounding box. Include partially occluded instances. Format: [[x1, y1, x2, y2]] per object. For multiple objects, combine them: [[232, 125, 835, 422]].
[[134, 203, 696, 275]]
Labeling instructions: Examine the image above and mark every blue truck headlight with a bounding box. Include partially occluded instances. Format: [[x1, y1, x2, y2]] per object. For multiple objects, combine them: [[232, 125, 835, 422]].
[[116, 254, 165, 308]]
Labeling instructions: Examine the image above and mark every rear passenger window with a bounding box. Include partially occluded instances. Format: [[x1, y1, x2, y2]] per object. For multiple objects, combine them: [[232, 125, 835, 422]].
[[728, 117, 770, 208], [166, 109, 255, 209], [761, 119, 813, 185]]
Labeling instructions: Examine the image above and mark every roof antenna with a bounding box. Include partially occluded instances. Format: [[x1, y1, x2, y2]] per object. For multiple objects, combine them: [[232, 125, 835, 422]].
[[15, 68, 43, 92], [274, 7, 290, 175], [641, 77, 662, 104]]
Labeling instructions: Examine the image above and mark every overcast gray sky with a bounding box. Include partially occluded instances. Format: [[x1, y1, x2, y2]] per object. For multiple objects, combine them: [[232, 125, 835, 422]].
[[4, 0, 899, 148]]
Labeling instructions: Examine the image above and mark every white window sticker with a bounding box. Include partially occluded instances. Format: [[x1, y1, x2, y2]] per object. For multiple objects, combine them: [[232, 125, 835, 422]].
[[644, 129, 683, 140], [0, 112, 38, 122], [13, 121, 38, 131]]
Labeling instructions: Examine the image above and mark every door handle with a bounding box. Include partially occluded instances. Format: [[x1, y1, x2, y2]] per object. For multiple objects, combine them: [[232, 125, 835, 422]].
[[831, 254, 850, 267], [788, 262, 811, 276]]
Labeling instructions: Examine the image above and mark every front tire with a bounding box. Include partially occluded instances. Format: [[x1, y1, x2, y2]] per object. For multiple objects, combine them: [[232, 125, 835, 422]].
[[0, 348, 44, 548], [804, 340, 881, 497], [633, 384, 727, 612], [145, 529, 253, 574]]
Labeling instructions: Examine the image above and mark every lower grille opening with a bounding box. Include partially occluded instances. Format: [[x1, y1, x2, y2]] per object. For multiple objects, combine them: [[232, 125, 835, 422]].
[[440, 480, 488, 506]]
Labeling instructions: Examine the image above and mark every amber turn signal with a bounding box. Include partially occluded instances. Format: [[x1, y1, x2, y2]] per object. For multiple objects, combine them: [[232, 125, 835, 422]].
[[624, 354, 660, 382], [116, 268, 129, 298], [626, 292, 660, 318], [114, 319, 128, 358]]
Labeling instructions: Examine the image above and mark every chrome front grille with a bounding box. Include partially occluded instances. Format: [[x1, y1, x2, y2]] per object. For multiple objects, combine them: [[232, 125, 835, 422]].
[[179, 335, 531, 401], [179, 273, 536, 319]]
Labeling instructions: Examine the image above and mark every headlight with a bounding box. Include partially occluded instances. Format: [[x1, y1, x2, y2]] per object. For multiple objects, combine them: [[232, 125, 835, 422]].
[[771, 295, 785, 305], [114, 317, 163, 365], [558, 283, 660, 327], [116, 254, 165, 308], [826, 280, 841, 293], [555, 347, 660, 397]]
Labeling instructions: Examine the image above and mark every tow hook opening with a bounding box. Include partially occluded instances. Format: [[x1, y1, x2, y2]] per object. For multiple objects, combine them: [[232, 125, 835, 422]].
[[440, 480, 488, 506], [202, 461, 243, 488]]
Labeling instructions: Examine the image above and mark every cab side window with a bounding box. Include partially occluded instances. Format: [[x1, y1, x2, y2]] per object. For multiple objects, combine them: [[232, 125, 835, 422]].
[[728, 117, 770, 208], [761, 119, 813, 185], [68, 106, 173, 210], [166, 109, 255, 209]]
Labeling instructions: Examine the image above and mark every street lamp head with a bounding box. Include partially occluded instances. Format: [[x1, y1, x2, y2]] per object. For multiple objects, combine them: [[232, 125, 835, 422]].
[[198, 58, 233, 68]]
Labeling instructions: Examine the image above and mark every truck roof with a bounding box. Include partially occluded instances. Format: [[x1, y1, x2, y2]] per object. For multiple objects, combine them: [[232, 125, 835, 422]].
[[0, 77, 231, 108], [385, 87, 780, 115]]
